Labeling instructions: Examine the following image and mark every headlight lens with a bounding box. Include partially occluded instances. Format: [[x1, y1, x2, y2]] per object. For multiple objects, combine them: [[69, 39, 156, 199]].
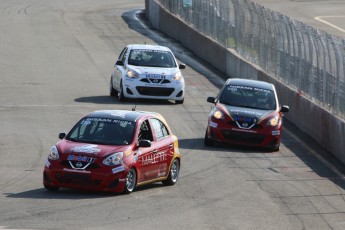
[[213, 110, 224, 119], [267, 115, 279, 127], [172, 72, 183, 81], [49, 146, 59, 160], [127, 70, 139, 79], [103, 152, 123, 166]]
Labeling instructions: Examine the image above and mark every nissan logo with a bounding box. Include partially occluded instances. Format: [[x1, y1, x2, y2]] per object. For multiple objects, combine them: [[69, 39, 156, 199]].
[[76, 162, 83, 168]]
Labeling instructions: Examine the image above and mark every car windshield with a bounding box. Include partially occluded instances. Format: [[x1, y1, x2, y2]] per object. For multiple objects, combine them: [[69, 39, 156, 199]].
[[66, 117, 136, 145], [127, 49, 177, 68], [219, 85, 277, 110]]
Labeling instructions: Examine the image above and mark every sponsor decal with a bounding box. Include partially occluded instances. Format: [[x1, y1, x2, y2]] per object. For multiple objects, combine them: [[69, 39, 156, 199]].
[[67, 155, 96, 163], [112, 165, 125, 174], [209, 121, 218, 128], [63, 168, 91, 174], [45, 159, 51, 168], [142, 152, 167, 166], [71, 144, 100, 154], [157, 163, 167, 177], [272, 130, 280, 136]]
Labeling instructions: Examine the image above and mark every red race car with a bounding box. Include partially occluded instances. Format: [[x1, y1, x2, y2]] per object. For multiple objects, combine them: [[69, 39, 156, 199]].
[[204, 78, 289, 151], [43, 110, 181, 193]]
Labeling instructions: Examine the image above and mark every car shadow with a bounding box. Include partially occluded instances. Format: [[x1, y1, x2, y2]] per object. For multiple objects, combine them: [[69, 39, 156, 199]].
[[4, 188, 122, 199], [4, 184, 168, 200], [74, 95, 177, 106]]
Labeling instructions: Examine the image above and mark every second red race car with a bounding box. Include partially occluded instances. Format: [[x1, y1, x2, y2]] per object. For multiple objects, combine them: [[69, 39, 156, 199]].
[[43, 110, 181, 194], [204, 78, 289, 151]]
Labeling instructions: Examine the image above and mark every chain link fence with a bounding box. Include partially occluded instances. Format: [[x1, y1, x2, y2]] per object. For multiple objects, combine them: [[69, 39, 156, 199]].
[[158, 0, 345, 120]]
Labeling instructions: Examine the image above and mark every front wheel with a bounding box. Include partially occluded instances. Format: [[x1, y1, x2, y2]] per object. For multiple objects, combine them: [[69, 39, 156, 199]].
[[175, 98, 184, 104], [118, 81, 126, 102], [109, 77, 117, 96], [162, 158, 180, 186], [44, 183, 59, 191], [204, 129, 214, 146], [123, 168, 136, 194]]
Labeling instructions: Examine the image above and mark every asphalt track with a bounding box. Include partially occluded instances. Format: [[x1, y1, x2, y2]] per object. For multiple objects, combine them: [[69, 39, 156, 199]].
[[0, 0, 345, 229]]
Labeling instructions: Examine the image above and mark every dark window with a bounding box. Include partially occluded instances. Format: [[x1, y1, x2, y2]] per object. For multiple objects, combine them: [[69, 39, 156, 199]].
[[67, 117, 135, 145], [150, 119, 169, 140], [138, 120, 154, 142]]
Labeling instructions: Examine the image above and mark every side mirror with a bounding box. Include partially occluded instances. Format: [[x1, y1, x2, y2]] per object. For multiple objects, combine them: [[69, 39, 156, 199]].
[[58, 132, 66, 139], [179, 63, 186, 69], [115, 60, 124, 66], [280, 105, 290, 113], [207, 96, 216, 103], [138, 139, 151, 148]]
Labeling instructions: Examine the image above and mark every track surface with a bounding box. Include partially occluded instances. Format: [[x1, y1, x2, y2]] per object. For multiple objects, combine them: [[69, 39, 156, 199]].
[[0, 0, 345, 229]]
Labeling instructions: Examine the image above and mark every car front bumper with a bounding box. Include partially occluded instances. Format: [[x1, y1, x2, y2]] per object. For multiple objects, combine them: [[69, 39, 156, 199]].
[[123, 78, 185, 100], [43, 162, 128, 193], [206, 121, 282, 149]]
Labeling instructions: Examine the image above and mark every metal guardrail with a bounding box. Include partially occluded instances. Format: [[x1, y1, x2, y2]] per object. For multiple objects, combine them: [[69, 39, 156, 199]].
[[158, 0, 345, 120]]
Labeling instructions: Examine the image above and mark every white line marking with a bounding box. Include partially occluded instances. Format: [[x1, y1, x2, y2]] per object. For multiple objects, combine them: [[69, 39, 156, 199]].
[[315, 16, 345, 33]]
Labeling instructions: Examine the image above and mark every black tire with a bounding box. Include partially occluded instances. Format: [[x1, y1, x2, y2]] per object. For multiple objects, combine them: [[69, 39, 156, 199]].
[[162, 158, 180, 186], [109, 77, 117, 96], [204, 130, 214, 146], [123, 168, 136, 194], [44, 183, 59, 191], [268, 143, 280, 152], [118, 81, 126, 102], [175, 98, 184, 104]]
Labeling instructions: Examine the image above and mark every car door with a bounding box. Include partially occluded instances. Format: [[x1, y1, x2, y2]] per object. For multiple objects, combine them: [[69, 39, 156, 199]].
[[148, 118, 174, 179], [136, 119, 156, 183], [113, 47, 128, 90]]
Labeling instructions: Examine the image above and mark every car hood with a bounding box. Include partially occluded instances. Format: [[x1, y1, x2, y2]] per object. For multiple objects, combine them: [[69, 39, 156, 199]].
[[56, 140, 128, 158], [219, 104, 276, 123], [129, 65, 178, 76]]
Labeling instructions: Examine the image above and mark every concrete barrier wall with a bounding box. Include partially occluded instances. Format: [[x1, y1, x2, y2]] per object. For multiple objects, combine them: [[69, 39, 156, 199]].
[[145, 0, 345, 164]]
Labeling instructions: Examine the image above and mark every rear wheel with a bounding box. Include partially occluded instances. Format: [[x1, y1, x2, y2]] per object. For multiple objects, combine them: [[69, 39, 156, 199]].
[[204, 129, 214, 146], [162, 158, 180, 186], [123, 168, 136, 194]]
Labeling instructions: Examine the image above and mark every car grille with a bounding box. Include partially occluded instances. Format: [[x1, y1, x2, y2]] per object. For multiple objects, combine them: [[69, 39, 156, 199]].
[[60, 160, 100, 170], [221, 129, 266, 144], [55, 172, 101, 186], [140, 79, 171, 84], [136, 86, 174, 96]]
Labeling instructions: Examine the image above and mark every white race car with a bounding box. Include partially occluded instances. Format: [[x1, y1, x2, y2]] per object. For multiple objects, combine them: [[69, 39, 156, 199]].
[[110, 44, 186, 104]]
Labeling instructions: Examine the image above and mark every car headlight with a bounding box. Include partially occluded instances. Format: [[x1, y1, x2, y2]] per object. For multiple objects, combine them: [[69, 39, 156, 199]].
[[48, 146, 59, 160], [127, 70, 139, 79], [172, 71, 183, 81], [213, 110, 224, 119], [266, 115, 279, 127], [103, 152, 123, 166]]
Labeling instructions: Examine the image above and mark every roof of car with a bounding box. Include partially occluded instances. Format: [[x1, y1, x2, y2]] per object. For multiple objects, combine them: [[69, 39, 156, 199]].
[[226, 78, 275, 90], [127, 44, 172, 52], [85, 110, 161, 122]]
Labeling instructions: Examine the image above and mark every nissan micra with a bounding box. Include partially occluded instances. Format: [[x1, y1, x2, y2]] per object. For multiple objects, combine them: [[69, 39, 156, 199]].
[[205, 78, 289, 151], [43, 110, 181, 194], [109, 44, 186, 104]]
